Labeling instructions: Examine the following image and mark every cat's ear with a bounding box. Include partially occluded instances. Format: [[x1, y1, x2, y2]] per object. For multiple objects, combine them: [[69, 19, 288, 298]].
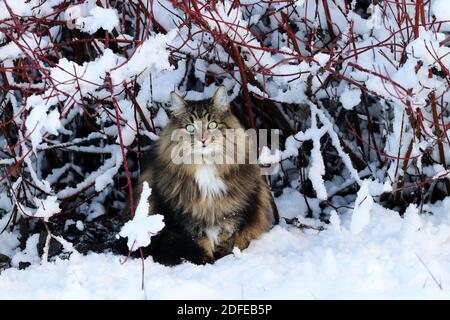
[[212, 86, 229, 112], [170, 91, 187, 116]]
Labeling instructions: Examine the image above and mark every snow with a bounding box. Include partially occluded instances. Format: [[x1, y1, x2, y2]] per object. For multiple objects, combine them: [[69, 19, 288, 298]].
[[153, 108, 169, 128], [25, 49, 121, 150], [2, 0, 450, 301], [0, 32, 50, 61], [366, 3, 383, 30], [313, 53, 330, 67], [340, 87, 361, 110], [86, 203, 106, 222], [350, 179, 393, 235], [275, 187, 320, 219], [350, 180, 375, 234], [63, 1, 119, 33], [431, 0, 450, 31], [0, 0, 64, 20], [402, 204, 422, 237], [75, 7, 119, 34], [110, 31, 176, 85], [32, 196, 62, 222], [329, 210, 341, 233], [309, 133, 327, 200], [50, 49, 120, 96], [0, 232, 20, 258], [56, 145, 123, 198], [25, 100, 61, 150], [119, 182, 165, 251], [76, 221, 85, 232], [1, 195, 450, 299], [10, 234, 40, 267], [258, 146, 282, 165]]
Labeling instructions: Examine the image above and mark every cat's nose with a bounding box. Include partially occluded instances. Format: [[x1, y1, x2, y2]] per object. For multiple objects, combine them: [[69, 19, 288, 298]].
[[201, 138, 211, 147]]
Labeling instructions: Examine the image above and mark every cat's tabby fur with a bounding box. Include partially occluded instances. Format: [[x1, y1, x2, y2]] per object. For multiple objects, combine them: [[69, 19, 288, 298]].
[[127, 87, 278, 265]]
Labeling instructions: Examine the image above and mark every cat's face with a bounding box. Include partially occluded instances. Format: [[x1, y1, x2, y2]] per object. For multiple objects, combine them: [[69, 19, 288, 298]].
[[167, 87, 243, 164]]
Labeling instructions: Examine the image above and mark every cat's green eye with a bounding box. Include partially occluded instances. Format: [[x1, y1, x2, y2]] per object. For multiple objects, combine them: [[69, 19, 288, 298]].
[[186, 124, 195, 133], [208, 121, 218, 130]]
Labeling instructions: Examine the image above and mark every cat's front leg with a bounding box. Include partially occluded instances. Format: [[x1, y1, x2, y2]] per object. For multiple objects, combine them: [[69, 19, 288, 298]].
[[197, 236, 215, 263], [197, 231, 235, 261], [233, 210, 271, 250]]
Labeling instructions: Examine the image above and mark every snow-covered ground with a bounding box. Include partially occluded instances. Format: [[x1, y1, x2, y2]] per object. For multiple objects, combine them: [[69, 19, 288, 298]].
[[1, 0, 450, 300], [1, 191, 449, 300]]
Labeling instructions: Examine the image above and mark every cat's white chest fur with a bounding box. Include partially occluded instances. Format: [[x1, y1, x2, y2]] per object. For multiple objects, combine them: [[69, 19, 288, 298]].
[[194, 165, 227, 198]]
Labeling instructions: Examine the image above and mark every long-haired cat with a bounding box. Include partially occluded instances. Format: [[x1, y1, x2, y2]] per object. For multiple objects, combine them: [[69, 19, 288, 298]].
[[129, 86, 278, 265]]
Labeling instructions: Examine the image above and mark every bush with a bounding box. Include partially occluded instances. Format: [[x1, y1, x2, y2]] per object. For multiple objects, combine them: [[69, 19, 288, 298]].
[[0, 0, 449, 255]]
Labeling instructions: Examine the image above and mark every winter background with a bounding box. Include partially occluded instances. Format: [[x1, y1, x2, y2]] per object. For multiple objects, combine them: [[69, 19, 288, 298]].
[[0, 0, 449, 299]]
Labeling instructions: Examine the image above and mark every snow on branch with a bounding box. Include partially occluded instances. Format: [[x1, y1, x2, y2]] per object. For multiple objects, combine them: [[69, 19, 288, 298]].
[[119, 182, 165, 251]]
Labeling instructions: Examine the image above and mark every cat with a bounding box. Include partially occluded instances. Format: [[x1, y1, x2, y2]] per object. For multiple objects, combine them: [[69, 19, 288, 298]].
[[126, 86, 278, 265]]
